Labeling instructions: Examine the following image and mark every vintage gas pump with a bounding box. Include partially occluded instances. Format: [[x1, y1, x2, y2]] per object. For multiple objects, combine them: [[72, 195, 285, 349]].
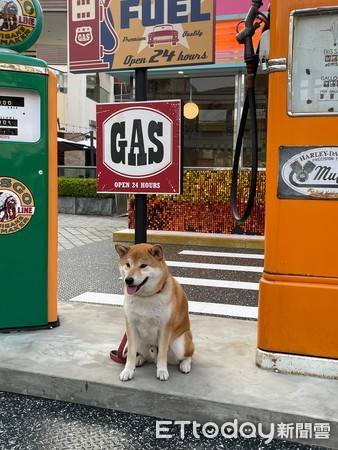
[[257, 0, 338, 377], [0, 0, 58, 331], [68, 0, 119, 72]]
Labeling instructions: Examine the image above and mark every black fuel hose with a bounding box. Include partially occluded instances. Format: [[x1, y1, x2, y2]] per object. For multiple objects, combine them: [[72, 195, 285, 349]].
[[230, 58, 259, 223], [230, 0, 268, 224]]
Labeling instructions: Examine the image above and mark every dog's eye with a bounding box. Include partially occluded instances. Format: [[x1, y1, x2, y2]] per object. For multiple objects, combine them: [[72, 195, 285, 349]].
[[126, 262, 130, 268], [140, 264, 147, 269]]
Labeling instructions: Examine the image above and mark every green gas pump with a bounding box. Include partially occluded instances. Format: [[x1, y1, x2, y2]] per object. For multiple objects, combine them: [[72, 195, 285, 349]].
[[0, 0, 58, 330]]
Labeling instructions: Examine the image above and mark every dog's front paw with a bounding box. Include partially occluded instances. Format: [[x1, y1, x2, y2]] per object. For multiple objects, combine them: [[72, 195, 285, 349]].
[[157, 368, 169, 381], [136, 354, 146, 367], [179, 358, 191, 374], [119, 368, 134, 381]]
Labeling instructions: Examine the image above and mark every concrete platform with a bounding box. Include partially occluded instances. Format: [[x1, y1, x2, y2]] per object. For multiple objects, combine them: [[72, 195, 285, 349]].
[[113, 228, 265, 249], [0, 301, 337, 448]]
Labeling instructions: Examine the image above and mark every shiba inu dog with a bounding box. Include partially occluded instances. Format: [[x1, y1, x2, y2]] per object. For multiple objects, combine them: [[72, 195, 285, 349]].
[[115, 243, 194, 381]]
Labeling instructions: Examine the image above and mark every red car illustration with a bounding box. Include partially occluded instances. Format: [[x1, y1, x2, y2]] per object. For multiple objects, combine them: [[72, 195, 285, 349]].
[[148, 24, 179, 47]]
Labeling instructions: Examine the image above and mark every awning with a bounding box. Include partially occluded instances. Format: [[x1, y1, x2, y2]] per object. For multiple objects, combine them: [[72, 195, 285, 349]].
[[57, 138, 94, 151]]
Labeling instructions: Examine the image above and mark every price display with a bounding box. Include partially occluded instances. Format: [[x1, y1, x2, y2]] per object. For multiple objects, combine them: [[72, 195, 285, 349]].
[[0, 128, 18, 136], [0, 89, 40, 142], [0, 119, 18, 127], [0, 96, 25, 107]]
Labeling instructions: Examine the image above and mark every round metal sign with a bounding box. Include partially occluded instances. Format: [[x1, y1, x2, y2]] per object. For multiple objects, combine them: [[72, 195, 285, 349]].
[[0, 176, 35, 235], [0, 0, 43, 53]]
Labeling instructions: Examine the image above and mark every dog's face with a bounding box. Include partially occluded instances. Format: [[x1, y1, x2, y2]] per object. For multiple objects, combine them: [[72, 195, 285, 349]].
[[115, 243, 167, 297]]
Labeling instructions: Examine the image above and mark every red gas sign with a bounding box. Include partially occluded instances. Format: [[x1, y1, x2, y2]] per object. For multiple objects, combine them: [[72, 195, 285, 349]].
[[96, 100, 182, 194]]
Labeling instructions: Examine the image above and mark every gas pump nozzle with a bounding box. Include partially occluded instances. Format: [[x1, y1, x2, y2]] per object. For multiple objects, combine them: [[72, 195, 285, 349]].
[[236, 0, 263, 45], [236, 0, 264, 86]]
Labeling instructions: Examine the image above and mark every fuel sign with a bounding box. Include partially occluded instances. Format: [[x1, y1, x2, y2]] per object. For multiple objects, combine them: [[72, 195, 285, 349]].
[[96, 100, 182, 194], [68, 0, 214, 72]]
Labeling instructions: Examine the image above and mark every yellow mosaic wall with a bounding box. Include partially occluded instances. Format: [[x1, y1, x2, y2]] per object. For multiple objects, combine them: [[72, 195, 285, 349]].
[[129, 169, 266, 235]]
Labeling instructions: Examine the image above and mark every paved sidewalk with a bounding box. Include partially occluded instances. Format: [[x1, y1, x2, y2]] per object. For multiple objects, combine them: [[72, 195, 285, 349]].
[[58, 214, 128, 252], [0, 301, 337, 449], [58, 213, 265, 250]]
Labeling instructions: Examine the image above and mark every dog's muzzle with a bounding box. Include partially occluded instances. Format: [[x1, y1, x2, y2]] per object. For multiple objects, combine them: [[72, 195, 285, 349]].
[[125, 276, 148, 295]]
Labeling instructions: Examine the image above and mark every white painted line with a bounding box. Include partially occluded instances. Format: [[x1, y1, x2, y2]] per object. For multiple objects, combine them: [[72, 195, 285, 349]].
[[179, 250, 264, 260], [189, 301, 258, 319], [69, 292, 258, 319], [166, 260, 262, 273], [117, 275, 258, 290], [70, 292, 124, 305], [175, 276, 259, 291]]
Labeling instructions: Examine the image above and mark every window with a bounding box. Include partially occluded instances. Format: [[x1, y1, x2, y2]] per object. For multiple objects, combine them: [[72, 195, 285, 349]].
[[114, 79, 131, 102], [55, 70, 68, 94], [148, 76, 236, 167], [86, 75, 109, 103], [140, 73, 267, 168]]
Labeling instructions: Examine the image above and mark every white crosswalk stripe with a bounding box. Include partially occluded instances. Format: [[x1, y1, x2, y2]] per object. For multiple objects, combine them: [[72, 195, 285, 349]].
[[70, 293, 258, 319], [70, 250, 262, 319], [167, 260, 263, 273], [175, 276, 259, 290], [117, 274, 259, 290], [179, 250, 264, 260]]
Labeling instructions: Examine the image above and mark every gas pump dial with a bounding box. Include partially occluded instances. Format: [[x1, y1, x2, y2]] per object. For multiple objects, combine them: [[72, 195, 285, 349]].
[[289, 8, 338, 115], [0, 88, 41, 142]]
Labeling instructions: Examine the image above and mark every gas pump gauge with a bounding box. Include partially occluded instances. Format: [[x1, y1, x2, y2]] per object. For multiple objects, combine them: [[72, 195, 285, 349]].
[[0, 88, 40, 142], [289, 7, 338, 115]]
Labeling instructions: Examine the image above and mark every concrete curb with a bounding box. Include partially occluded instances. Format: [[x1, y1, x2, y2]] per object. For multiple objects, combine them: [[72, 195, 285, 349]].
[[0, 301, 337, 448], [113, 229, 265, 249]]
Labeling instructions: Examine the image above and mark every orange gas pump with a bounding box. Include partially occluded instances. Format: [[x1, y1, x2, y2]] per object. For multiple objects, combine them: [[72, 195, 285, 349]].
[[257, 0, 338, 377]]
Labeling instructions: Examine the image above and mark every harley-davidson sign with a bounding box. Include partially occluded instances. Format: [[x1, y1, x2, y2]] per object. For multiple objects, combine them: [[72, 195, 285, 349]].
[[96, 100, 182, 194], [278, 146, 338, 199]]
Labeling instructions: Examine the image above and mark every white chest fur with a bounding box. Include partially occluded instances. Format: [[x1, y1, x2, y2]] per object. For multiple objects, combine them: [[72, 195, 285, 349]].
[[124, 292, 172, 346]]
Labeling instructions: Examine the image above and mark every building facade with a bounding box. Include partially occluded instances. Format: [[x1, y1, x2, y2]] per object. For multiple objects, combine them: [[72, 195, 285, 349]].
[[111, 0, 268, 235], [35, 0, 267, 235]]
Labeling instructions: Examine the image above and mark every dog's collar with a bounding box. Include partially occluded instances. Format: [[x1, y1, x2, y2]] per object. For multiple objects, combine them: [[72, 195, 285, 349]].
[[156, 282, 166, 294]]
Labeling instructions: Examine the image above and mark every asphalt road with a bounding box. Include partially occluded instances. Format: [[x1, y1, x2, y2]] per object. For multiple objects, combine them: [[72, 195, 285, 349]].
[[58, 239, 262, 316], [0, 391, 328, 450]]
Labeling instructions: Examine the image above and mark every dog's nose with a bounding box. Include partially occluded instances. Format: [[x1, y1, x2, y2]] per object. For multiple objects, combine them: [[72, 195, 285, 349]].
[[125, 276, 134, 285]]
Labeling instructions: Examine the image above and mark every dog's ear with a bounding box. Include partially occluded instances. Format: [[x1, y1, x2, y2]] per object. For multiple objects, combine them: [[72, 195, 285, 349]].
[[149, 244, 163, 261], [115, 243, 130, 258]]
